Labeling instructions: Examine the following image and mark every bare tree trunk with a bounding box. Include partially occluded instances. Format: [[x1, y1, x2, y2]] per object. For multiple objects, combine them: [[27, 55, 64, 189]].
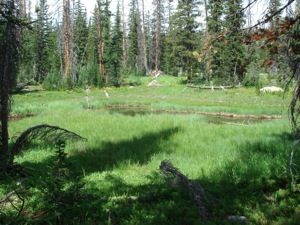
[[122, 0, 127, 65], [155, 0, 161, 71], [20, 0, 26, 17], [97, 0, 105, 83], [63, 0, 70, 79], [204, 0, 208, 31], [70, 0, 76, 81]]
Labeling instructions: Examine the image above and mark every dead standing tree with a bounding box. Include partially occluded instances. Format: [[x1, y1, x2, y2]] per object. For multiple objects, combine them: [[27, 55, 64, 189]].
[[96, 0, 105, 83], [63, 0, 70, 79], [155, 0, 162, 71]]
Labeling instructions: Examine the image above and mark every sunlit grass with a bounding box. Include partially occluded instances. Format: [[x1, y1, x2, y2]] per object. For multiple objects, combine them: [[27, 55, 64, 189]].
[[3, 80, 298, 224]]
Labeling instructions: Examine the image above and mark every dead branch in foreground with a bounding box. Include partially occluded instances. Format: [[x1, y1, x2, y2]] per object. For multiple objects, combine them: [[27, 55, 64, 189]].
[[290, 139, 300, 184], [11, 124, 86, 156], [160, 160, 210, 220]]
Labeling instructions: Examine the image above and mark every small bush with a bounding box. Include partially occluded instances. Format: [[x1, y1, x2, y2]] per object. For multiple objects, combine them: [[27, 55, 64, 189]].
[[242, 73, 259, 87]]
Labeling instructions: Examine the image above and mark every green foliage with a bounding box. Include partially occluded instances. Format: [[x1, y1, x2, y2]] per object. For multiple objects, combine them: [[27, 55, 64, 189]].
[[121, 67, 144, 86], [105, 3, 123, 87], [32, 141, 84, 223], [166, 0, 200, 77], [242, 73, 259, 87], [73, 0, 88, 66], [77, 64, 100, 87], [127, 0, 140, 71], [206, 0, 247, 85]]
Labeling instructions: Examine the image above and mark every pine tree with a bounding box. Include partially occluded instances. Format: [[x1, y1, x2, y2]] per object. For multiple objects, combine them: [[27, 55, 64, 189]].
[[222, 0, 246, 84], [102, 0, 111, 84], [33, 0, 54, 83], [153, 0, 165, 71], [161, 0, 175, 75], [127, 0, 140, 70], [106, 2, 123, 86], [205, 0, 246, 85], [86, 18, 98, 66], [206, 0, 224, 82], [167, 0, 200, 81], [72, 0, 88, 77]]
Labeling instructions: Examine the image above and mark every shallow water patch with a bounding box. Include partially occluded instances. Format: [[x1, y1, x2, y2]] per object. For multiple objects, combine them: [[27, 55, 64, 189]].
[[106, 106, 281, 125]]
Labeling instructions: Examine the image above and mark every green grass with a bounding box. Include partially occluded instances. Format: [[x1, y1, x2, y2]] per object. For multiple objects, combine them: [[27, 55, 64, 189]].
[[1, 77, 299, 224]]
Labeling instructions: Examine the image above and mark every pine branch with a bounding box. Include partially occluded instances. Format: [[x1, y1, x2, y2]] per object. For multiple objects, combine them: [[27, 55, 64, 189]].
[[247, 0, 297, 29], [11, 124, 86, 156]]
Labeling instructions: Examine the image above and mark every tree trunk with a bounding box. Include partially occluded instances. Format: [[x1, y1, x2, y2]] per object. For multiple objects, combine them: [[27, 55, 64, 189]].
[[63, 0, 70, 79], [20, 0, 26, 17], [97, 0, 105, 83], [70, 0, 76, 81], [155, 0, 161, 71], [204, 0, 208, 31], [1, 42, 9, 156], [0, 0, 21, 167]]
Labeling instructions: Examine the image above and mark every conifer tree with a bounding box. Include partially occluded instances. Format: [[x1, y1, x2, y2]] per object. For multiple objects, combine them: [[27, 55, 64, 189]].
[[86, 18, 98, 66], [102, 0, 111, 83], [206, 0, 224, 82], [33, 0, 54, 83], [222, 0, 246, 83], [127, 0, 140, 71], [167, 0, 200, 81], [106, 2, 123, 86], [205, 0, 246, 84], [72, 0, 88, 76], [153, 0, 165, 71], [161, 0, 175, 75]]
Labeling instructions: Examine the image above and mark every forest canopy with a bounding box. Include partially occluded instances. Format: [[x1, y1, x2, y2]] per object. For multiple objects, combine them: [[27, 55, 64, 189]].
[[0, 0, 297, 88]]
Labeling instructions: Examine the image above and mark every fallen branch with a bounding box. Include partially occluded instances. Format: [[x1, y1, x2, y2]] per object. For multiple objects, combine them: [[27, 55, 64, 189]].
[[290, 139, 300, 184], [187, 85, 234, 90], [160, 160, 210, 220], [179, 87, 188, 94], [1, 187, 25, 225]]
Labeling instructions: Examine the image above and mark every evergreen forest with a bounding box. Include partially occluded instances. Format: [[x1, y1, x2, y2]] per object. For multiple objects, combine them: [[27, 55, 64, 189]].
[[1, 0, 300, 224], [1, 0, 299, 89]]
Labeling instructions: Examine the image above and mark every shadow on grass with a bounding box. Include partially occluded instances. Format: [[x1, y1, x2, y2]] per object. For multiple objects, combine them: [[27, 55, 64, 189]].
[[1, 126, 208, 224], [198, 131, 300, 224], [4, 130, 300, 224], [68, 127, 180, 174]]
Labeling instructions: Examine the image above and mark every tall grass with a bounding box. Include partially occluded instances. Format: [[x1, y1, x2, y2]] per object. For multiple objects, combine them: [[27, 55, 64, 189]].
[[3, 82, 298, 224]]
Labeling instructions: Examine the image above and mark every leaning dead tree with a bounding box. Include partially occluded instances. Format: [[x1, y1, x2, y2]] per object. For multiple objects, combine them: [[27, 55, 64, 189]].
[[160, 160, 210, 221]]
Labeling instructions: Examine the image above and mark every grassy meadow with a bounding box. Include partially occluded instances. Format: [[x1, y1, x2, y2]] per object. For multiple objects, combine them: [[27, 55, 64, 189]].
[[2, 76, 300, 224]]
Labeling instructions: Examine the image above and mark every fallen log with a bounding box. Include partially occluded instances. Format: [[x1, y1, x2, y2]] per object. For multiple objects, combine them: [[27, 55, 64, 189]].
[[187, 85, 234, 90], [160, 160, 210, 220]]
